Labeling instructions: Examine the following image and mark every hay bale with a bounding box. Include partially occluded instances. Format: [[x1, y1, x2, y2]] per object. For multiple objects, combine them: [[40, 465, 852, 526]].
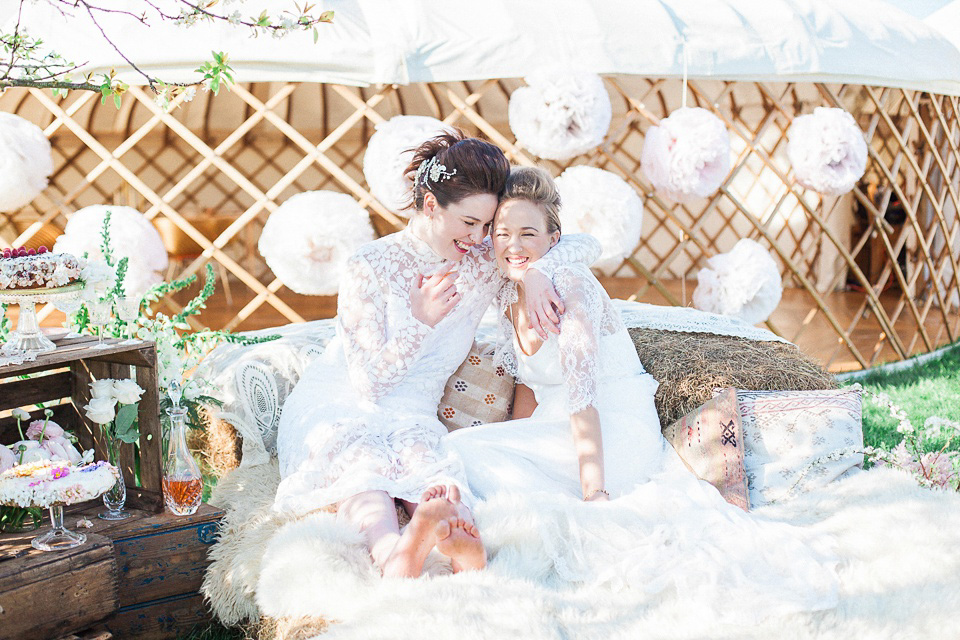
[[629, 328, 837, 427], [255, 616, 329, 640], [188, 410, 243, 480]]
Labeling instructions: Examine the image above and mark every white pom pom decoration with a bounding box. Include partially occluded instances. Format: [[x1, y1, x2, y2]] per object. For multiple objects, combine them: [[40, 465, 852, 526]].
[[641, 107, 730, 202], [0, 113, 53, 212], [259, 191, 375, 296], [693, 238, 783, 325], [363, 116, 453, 216], [787, 107, 867, 196], [54, 205, 169, 296], [508, 68, 612, 161], [554, 166, 644, 273]]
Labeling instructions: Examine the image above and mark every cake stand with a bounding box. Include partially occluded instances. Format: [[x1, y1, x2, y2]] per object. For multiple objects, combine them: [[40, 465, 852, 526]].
[[0, 283, 84, 354]]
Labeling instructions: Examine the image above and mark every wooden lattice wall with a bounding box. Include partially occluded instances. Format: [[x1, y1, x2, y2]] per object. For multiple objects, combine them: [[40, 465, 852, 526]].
[[0, 77, 958, 371]]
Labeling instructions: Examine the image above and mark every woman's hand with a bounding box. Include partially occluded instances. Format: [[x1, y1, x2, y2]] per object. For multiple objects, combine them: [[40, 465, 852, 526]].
[[521, 268, 565, 340], [411, 264, 459, 327]]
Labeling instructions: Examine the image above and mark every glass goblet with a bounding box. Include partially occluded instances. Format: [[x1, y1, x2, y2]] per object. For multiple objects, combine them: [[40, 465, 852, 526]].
[[114, 295, 142, 345], [86, 298, 113, 350]]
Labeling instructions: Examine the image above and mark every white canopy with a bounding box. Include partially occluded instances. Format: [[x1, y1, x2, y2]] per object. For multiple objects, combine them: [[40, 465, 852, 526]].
[[8, 0, 960, 94]]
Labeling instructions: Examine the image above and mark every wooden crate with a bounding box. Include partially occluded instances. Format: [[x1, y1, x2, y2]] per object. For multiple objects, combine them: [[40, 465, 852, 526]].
[[0, 532, 118, 640], [99, 503, 223, 639], [0, 502, 223, 640], [0, 336, 163, 511]]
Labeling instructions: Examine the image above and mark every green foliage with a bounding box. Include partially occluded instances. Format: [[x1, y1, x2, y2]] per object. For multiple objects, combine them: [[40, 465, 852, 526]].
[[194, 51, 234, 96], [848, 342, 960, 455], [114, 403, 140, 444], [0, 505, 43, 533]]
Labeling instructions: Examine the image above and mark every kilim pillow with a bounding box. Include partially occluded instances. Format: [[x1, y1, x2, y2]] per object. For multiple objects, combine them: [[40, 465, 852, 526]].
[[663, 388, 749, 511], [734, 386, 864, 508], [438, 341, 516, 431]]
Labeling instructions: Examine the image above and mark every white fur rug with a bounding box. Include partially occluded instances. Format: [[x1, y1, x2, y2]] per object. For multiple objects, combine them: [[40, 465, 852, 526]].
[[203, 462, 960, 639]]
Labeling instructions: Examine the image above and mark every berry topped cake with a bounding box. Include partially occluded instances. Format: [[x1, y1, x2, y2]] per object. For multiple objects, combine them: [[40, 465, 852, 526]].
[[0, 459, 119, 508], [0, 246, 85, 291]]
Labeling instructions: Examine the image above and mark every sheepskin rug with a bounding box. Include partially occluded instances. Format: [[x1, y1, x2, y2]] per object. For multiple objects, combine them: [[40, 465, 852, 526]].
[[204, 462, 960, 639]]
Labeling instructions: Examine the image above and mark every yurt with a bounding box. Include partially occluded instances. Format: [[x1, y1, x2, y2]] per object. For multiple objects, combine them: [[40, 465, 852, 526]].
[[2, 0, 960, 371]]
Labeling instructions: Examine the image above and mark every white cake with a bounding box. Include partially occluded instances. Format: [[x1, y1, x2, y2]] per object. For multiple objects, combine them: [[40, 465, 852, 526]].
[[0, 459, 119, 508], [0, 246, 85, 291]]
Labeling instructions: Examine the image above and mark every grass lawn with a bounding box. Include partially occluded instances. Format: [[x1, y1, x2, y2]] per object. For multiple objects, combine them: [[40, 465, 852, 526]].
[[846, 342, 960, 454]]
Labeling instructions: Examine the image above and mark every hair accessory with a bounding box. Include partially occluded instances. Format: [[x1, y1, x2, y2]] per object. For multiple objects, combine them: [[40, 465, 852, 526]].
[[416, 156, 457, 186]]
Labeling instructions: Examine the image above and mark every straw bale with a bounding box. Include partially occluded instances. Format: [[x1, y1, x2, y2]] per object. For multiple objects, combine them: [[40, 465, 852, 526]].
[[629, 328, 837, 427], [254, 615, 329, 640], [188, 409, 243, 479]]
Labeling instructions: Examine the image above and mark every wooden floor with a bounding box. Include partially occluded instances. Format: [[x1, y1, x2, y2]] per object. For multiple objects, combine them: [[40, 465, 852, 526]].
[[22, 277, 960, 373]]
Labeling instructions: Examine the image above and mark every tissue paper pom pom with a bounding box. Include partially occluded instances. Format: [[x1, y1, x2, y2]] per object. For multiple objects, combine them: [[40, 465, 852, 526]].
[[54, 205, 168, 296], [508, 68, 612, 161], [641, 107, 730, 202], [363, 116, 453, 215], [0, 113, 53, 212], [787, 107, 867, 196], [554, 166, 644, 273], [693, 238, 783, 325], [259, 191, 375, 295]]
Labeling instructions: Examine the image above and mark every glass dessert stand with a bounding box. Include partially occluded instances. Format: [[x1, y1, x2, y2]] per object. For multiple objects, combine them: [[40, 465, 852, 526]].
[[0, 495, 104, 551], [0, 283, 84, 354]]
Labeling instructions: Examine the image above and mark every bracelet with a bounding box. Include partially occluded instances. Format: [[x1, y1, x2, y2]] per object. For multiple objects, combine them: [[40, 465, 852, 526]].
[[584, 488, 610, 501]]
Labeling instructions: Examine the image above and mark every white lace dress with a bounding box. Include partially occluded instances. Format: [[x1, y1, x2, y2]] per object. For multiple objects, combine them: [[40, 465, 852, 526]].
[[445, 264, 839, 620], [274, 228, 599, 514]]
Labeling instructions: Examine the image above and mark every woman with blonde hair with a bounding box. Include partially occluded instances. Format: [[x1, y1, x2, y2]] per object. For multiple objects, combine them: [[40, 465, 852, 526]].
[[446, 166, 840, 620]]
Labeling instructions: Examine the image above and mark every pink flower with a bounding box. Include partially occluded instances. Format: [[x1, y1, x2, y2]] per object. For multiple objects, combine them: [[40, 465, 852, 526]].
[[41, 437, 82, 464], [26, 419, 64, 441]]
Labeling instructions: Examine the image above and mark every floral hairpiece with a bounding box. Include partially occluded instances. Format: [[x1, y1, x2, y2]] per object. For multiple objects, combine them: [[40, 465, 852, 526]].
[[415, 156, 457, 186]]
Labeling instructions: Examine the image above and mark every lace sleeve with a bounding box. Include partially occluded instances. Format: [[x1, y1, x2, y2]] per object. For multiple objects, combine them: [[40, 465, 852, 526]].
[[554, 264, 605, 414], [337, 253, 432, 401], [492, 281, 520, 378], [529, 233, 601, 279]]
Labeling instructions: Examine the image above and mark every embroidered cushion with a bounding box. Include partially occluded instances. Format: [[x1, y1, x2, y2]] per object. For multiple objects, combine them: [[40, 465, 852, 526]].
[[438, 341, 516, 431], [734, 386, 864, 507], [662, 388, 749, 511]]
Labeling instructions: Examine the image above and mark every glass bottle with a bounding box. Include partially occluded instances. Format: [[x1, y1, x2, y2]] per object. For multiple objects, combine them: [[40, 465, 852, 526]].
[[162, 381, 202, 515]]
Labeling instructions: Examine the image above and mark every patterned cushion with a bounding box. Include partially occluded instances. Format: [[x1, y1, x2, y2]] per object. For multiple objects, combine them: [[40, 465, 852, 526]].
[[734, 386, 864, 508], [663, 388, 749, 511], [438, 341, 516, 431]]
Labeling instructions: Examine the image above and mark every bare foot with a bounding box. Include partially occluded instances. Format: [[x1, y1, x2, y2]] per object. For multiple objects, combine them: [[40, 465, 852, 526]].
[[381, 487, 456, 578], [435, 516, 486, 572]]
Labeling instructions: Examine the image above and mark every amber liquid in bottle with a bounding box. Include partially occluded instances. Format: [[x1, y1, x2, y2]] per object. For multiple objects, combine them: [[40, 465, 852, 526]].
[[162, 476, 203, 515]]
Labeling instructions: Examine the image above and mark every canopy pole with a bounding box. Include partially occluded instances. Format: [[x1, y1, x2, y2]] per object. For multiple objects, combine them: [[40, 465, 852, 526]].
[[681, 39, 688, 109]]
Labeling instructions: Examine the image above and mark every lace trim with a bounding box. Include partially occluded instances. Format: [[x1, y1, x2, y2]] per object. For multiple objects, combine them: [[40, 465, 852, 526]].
[[614, 300, 793, 344]]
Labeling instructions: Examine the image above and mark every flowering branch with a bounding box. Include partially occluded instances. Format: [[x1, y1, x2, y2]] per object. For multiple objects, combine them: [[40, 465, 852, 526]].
[[0, 0, 334, 107]]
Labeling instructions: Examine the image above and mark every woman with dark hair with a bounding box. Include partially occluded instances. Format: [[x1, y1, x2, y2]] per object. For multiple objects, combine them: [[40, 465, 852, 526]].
[[274, 132, 600, 578]]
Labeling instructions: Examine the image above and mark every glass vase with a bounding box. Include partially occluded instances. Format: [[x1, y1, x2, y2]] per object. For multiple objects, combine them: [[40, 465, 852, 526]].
[[163, 404, 202, 516], [99, 436, 131, 520]]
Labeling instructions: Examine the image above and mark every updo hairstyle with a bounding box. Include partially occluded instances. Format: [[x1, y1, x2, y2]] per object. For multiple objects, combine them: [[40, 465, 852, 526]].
[[404, 130, 510, 211], [500, 166, 562, 235]]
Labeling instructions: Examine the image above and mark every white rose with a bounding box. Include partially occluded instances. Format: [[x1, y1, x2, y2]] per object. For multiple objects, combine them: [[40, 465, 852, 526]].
[[90, 379, 117, 399], [84, 397, 117, 425], [113, 379, 144, 405]]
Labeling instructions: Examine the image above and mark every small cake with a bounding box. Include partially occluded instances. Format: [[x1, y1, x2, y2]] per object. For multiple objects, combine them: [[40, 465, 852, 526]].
[[0, 246, 85, 291], [0, 459, 119, 508]]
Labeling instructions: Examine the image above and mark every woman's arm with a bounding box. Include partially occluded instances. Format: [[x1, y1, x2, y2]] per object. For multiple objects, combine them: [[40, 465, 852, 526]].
[[510, 383, 538, 420], [522, 234, 602, 339], [570, 407, 606, 501], [338, 254, 435, 401], [553, 264, 608, 500]]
